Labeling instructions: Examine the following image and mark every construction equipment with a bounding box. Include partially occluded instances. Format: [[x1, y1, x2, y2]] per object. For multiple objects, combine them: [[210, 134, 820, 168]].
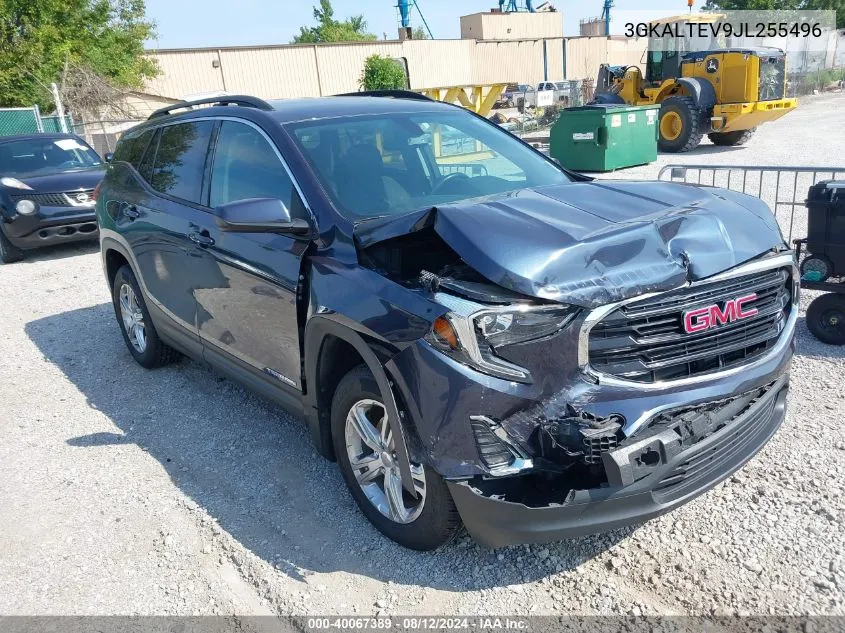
[[594, 13, 797, 152]]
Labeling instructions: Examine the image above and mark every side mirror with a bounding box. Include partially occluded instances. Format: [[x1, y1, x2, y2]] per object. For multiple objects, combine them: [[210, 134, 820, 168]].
[[104, 152, 114, 163], [214, 198, 311, 236]]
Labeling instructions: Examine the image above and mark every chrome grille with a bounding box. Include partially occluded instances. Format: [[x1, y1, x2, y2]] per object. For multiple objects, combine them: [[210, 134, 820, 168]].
[[588, 267, 792, 383], [9, 190, 94, 207]]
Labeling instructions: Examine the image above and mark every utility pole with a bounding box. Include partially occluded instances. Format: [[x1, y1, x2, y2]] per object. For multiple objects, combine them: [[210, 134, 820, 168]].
[[50, 82, 69, 133]]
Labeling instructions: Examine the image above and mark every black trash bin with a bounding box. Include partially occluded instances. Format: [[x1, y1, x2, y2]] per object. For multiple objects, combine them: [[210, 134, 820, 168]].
[[802, 181, 845, 282]]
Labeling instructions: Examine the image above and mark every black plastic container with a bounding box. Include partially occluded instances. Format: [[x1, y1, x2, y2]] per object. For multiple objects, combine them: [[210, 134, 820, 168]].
[[805, 180, 845, 277]]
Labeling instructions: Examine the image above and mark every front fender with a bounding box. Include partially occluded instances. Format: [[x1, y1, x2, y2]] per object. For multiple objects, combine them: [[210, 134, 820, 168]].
[[303, 258, 445, 493], [675, 77, 717, 110]]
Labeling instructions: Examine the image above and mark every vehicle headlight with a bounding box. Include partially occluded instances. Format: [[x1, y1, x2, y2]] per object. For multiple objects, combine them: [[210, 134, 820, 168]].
[[426, 295, 578, 383], [15, 199, 36, 215], [1, 177, 32, 190]]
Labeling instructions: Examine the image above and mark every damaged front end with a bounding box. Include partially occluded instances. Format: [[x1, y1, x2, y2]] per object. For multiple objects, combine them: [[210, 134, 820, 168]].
[[355, 191, 795, 546]]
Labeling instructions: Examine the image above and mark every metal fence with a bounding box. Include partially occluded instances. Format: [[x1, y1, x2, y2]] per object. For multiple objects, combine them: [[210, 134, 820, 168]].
[[0, 106, 74, 136], [658, 164, 845, 243], [0, 107, 41, 136]]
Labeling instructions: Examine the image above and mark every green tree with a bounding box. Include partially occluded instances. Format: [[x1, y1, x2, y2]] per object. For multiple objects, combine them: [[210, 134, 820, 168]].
[[411, 26, 429, 39], [0, 0, 158, 108], [293, 0, 377, 43], [702, 0, 844, 28], [360, 55, 408, 90]]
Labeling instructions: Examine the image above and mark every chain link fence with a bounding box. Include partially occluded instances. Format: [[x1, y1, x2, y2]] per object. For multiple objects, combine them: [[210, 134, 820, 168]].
[[0, 106, 76, 137]]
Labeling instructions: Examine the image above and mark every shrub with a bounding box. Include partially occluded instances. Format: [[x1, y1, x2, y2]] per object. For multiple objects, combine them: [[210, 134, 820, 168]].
[[360, 55, 408, 91]]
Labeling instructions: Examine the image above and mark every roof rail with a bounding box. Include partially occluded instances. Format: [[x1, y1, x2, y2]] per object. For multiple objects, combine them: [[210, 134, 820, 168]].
[[148, 95, 274, 120], [334, 90, 433, 102]]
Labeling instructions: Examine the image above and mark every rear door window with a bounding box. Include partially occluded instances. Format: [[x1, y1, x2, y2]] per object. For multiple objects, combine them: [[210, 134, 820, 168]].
[[149, 121, 214, 205]]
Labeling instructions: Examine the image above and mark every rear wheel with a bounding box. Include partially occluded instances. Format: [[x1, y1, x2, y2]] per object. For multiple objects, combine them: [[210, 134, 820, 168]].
[[111, 265, 179, 368], [0, 228, 24, 264], [331, 365, 461, 550], [807, 293, 845, 345], [708, 128, 757, 146], [800, 254, 834, 283], [658, 96, 704, 153]]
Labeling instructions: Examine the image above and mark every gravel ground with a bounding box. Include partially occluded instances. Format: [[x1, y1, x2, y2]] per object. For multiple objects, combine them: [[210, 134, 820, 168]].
[[0, 93, 844, 617]]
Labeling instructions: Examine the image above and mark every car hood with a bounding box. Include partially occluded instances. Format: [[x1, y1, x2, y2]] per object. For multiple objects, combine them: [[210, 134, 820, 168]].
[[355, 181, 787, 308], [9, 167, 105, 193]]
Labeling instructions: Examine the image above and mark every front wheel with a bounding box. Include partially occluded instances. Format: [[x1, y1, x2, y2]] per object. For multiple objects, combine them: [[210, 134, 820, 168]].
[[0, 228, 24, 264], [331, 365, 461, 550], [708, 128, 756, 146], [807, 293, 845, 345], [658, 96, 704, 153]]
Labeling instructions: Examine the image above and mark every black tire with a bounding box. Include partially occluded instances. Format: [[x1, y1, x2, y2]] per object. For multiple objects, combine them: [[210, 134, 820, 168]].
[[806, 293, 845, 346], [0, 227, 24, 264], [708, 128, 757, 146], [658, 95, 705, 153], [111, 265, 179, 368], [800, 254, 834, 283], [331, 365, 461, 550]]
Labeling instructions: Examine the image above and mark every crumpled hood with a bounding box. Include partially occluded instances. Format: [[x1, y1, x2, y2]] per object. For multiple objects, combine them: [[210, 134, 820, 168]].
[[355, 181, 786, 308]]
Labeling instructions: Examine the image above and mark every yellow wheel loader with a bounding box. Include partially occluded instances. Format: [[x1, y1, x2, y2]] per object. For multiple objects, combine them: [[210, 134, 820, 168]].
[[594, 14, 798, 152]]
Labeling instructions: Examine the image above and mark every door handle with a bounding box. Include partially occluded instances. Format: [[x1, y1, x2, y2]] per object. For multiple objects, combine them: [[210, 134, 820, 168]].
[[123, 204, 141, 220], [188, 230, 215, 247]]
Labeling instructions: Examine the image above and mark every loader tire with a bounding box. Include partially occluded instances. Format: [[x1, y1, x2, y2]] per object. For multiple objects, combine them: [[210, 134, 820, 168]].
[[658, 96, 704, 153], [708, 128, 757, 146]]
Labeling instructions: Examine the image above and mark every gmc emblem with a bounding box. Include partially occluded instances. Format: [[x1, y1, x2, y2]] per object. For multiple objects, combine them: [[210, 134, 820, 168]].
[[683, 293, 759, 334]]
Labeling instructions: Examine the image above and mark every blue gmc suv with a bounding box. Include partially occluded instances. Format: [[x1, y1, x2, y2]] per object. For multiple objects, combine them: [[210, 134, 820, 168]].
[[96, 94, 796, 550]]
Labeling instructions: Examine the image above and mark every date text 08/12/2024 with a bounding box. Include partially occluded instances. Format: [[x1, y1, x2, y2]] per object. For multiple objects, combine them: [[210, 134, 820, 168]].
[[305, 618, 528, 630]]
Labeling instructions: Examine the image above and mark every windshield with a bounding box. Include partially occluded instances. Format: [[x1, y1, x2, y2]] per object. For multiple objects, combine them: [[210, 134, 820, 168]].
[[288, 110, 570, 219], [0, 137, 101, 176]]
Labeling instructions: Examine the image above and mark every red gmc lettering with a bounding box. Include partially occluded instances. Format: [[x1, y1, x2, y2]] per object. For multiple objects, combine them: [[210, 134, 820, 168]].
[[734, 293, 759, 319], [683, 293, 758, 334], [684, 306, 712, 333]]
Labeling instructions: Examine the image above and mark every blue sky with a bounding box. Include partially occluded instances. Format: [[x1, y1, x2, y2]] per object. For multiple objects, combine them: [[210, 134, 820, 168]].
[[143, 0, 686, 49]]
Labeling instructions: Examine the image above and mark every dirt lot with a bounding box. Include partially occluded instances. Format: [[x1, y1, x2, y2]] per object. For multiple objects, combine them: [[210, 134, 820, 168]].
[[1, 94, 844, 617]]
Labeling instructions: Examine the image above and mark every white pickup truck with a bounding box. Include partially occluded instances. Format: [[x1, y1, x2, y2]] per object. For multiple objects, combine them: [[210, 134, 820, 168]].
[[506, 81, 574, 110]]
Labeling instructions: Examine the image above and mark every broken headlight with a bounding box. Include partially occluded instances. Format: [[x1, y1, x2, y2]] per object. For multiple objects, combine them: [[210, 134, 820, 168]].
[[426, 295, 578, 382]]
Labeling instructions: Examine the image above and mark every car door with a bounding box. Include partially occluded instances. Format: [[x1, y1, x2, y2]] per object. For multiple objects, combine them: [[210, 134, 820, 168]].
[[122, 120, 216, 356], [195, 119, 310, 390]]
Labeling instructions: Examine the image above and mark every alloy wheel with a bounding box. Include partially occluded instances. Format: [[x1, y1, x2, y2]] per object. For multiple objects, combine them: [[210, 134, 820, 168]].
[[119, 283, 147, 353], [344, 398, 426, 524]]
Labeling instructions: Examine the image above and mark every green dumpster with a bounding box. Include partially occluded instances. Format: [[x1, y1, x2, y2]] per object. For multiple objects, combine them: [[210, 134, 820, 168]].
[[549, 103, 660, 172]]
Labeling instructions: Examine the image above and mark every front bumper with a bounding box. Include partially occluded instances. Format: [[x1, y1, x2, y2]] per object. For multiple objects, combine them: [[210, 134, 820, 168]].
[[448, 376, 788, 548], [2, 206, 98, 249], [713, 98, 797, 133]]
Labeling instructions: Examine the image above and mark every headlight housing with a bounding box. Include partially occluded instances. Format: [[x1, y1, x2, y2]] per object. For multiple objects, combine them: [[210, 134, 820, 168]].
[[15, 199, 36, 215], [0, 177, 32, 190], [426, 293, 578, 382]]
